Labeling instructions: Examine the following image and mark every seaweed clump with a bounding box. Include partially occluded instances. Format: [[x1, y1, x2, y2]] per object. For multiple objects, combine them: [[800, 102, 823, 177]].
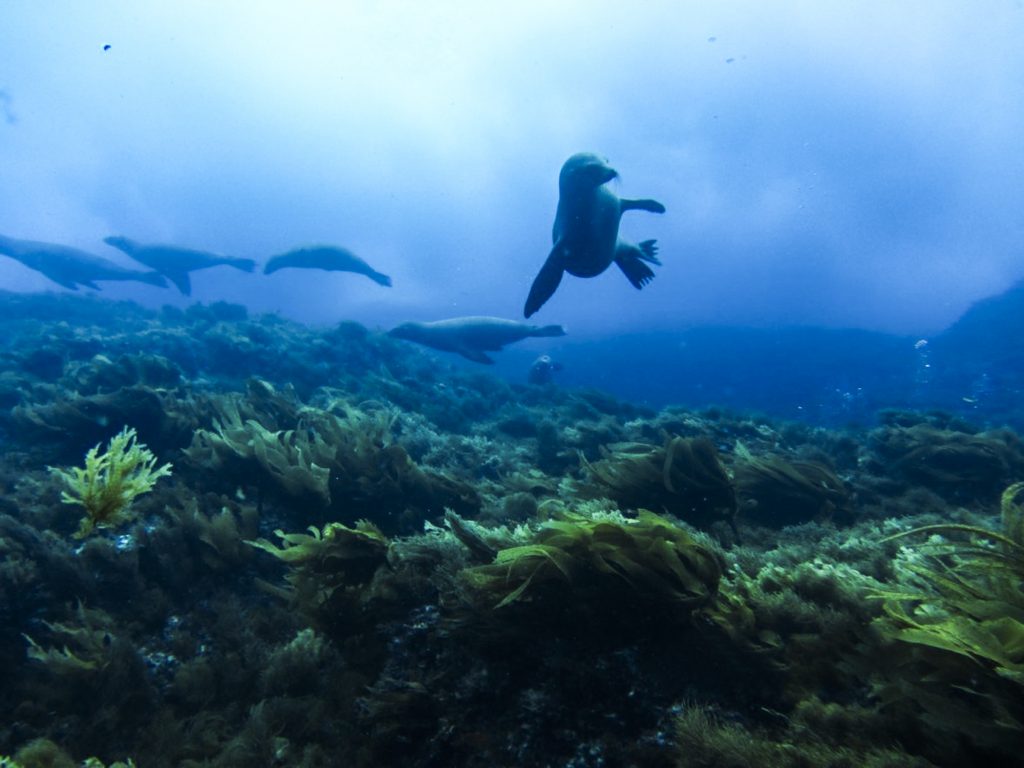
[[48, 426, 172, 538], [457, 507, 728, 640], [581, 436, 738, 530], [248, 521, 390, 640], [870, 423, 1024, 503], [1, 739, 135, 767], [873, 482, 1024, 759], [733, 443, 849, 528], [673, 700, 934, 768], [186, 392, 335, 507], [187, 382, 480, 531]]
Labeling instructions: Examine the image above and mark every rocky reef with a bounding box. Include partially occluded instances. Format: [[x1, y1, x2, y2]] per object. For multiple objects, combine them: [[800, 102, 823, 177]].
[[1, 291, 1022, 767]]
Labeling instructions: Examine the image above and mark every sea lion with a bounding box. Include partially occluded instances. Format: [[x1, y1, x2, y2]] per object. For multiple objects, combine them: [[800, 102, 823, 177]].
[[0, 233, 167, 290], [389, 316, 566, 364], [524, 152, 666, 318], [103, 236, 256, 296], [263, 245, 392, 287]]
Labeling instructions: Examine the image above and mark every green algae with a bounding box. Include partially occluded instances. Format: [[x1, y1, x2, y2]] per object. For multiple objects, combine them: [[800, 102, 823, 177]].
[[48, 426, 172, 538], [733, 442, 849, 527], [580, 435, 737, 530], [3, 293, 1024, 767], [870, 483, 1024, 755], [461, 508, 724, 611], [2, 739, 136, 767], [247, 520, 390, 634]]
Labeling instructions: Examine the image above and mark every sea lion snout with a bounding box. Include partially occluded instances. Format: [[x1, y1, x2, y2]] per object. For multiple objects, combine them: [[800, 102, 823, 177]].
[[388, 323, 417, 341], [103, 235, 131, 251]]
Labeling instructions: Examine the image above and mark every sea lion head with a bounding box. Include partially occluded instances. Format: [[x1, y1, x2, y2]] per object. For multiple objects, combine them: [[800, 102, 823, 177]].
[[388, 322, 425, 343], [559, 152, 617, 190]]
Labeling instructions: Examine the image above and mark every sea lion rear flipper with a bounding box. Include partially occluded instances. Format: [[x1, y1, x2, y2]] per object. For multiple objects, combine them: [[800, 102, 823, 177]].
[[368, 270, 392, 287], [615, 245, 658, 289], [524, 245, 566, 318], [530, 324, 567, 338], [636, 239, 661, 265], [228, 257, 257, 273], [620, 198, 666, 214], [458, 347, 494, 364]]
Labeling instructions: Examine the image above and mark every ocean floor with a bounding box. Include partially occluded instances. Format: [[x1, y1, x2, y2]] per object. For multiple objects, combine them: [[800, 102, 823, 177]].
[[1, 291, 1022, 768]]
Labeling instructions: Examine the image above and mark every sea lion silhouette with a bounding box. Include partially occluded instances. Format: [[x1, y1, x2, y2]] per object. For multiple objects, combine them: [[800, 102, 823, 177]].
[[524, 153, 665, 318], [263, 245, 391, 286], [389, 316, 565, 364], [0, 233, 166, 290], [103, 236, 256, 296]]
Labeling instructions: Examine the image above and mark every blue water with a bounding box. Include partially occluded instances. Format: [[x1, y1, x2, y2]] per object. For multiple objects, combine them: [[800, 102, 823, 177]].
[[2, 5, 1024, 767]]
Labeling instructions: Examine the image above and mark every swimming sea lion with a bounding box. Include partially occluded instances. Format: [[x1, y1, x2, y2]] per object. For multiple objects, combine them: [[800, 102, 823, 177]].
[[523, 152, 666, 318], [389, 316, 566, 364], [263, 245, 392, 287], [0, 233, 167, 290], [103, 236, 256, 296]]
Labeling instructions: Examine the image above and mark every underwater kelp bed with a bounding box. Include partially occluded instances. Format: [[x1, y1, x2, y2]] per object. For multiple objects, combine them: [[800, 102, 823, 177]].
[[1, 292, 1024, 767]]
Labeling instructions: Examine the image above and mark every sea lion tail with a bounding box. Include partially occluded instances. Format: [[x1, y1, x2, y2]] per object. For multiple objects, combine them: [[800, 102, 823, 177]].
[[369, 270, 393, 287], [532, 324, 567, 338]]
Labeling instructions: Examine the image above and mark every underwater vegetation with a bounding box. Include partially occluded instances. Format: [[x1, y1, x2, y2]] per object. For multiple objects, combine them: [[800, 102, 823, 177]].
[[458, 506, 724, 614], [732, 442, 849, 528], [580, 436, 737, 531], [871, 482, 1024, 758], [870, 420, 1024, 503], [185, 380, 481, 532], [1, 739, 135, 767], [49, 427, 172, 538], [2, 291, 1024, 767]]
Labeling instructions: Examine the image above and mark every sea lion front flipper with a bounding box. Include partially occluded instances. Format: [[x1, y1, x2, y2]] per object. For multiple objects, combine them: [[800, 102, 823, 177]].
[[458, 347, 495, 364], [524, 244, 567, 318], [43, 274, 82, 290], [620, 198, 666, 214]]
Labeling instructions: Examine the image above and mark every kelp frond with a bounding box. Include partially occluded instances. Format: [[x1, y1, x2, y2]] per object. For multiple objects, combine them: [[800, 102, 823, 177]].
[[581, 435, 736, 529], [461, 509, 724, 613], [872, 482, 1024, 752], [248, 521, 389, 612], [49, 426, 172, 538]]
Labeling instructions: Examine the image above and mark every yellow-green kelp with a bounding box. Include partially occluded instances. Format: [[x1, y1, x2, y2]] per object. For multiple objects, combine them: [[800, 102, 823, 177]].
[[48, 426, 172, 538]]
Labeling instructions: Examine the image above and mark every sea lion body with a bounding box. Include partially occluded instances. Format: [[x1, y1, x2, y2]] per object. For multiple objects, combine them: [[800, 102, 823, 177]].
[[389, 316, 565, 364], [524, 153, 665, 317], [104, 236, 256, 296], [0, 234, 166, 290], [263, 245, 391, 287]]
